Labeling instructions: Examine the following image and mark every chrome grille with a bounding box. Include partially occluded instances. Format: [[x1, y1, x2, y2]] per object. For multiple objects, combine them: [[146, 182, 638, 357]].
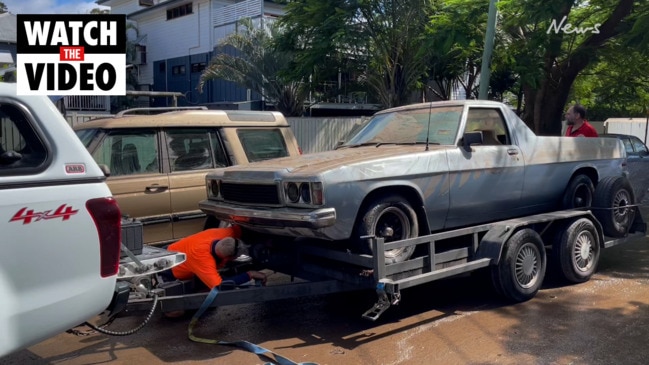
[[221, 183, 280, 205]]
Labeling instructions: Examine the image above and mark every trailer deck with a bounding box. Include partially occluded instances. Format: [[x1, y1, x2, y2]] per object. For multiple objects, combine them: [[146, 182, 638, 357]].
[[118, 207, 647, 320]]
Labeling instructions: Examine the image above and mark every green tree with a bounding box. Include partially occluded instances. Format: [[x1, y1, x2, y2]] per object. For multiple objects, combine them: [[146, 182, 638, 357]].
[[571, 45, 649, 120], [199, 18, 308, 116], [425, 0, 488, 100], [498, 0, 644, 135], [0, 2, 8, 13], [278, 0, 434, 108]]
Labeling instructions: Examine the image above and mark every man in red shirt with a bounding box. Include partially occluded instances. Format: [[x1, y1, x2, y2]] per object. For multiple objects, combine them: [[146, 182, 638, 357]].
[[165, 225, 267, 289], [565, 104, 598, 137]]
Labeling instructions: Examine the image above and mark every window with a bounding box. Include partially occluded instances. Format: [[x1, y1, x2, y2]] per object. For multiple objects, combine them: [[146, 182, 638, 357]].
[[167, 3, 192, 20], [172, 65, 186, 75], [75, 128, 99, 148], [237, 129, 289, 162], [159, 62, 166, 73], [465, 108, 509, 145], [630, 137, 648, 155], [0, 104, 47, 172], [621, 138, 634, 154], [92, 130, 159, 176], [191, 62, 206, 73], [166, 128, 228, 172]]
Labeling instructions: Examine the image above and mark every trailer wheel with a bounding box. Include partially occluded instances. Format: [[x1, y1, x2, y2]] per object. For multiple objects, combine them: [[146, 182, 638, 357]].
[[491, 228, 546, 302], [355, 195, 419, 264], [562, 174, 594, 209], [552, 218, 601, 283], [593, 176, 634, 238]]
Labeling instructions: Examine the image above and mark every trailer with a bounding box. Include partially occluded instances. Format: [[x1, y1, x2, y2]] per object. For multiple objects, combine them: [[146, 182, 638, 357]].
[[117, 203, 647, 321]]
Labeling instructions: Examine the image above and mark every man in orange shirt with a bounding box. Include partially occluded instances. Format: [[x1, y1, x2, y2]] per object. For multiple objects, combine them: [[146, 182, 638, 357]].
[[163, 225, 267, 289]]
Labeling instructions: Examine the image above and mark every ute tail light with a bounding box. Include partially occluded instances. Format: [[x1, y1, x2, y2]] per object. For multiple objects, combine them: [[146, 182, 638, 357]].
[[86, 197, 122, 278], [298, 146, 303, 155]]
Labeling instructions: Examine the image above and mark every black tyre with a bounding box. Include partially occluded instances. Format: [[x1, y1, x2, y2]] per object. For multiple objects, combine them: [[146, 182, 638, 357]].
[[551, 218, 601, 283], [562, 174, 594, 209], [355, 195, 419, 264], [593, 176, 634, 238], [491, 228, 546, 302]]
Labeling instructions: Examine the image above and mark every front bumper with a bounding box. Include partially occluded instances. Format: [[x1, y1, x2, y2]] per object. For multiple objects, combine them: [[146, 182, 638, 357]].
[[199, 200, 337, 230]]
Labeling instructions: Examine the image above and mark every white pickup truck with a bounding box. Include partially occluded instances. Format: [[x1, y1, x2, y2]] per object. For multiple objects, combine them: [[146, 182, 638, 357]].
[[0, 83, 124, 357]]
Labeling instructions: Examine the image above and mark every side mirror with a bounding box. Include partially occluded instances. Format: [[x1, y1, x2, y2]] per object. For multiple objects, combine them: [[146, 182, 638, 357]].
[[98, 164, 111, 177], [462, 132, 483, 152]]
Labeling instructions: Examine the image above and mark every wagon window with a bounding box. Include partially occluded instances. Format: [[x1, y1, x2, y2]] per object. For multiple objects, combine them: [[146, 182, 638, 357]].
[[237, 129, 290, 162]]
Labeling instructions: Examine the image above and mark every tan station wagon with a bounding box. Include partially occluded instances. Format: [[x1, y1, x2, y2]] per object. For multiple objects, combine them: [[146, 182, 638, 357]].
[[74, 108, 301, 246]]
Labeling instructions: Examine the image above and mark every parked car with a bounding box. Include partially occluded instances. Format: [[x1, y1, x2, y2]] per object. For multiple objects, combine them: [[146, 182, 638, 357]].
[[0, 83, 122, 357], [600, 133, 649, 203], [199, 100, 630, 263], [73, 108, 301, 246]]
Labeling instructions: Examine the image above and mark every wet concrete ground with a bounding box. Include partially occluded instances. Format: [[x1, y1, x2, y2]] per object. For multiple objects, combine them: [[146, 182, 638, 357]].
[[3, 189, 649, 365], [2, 229, 649, 365]]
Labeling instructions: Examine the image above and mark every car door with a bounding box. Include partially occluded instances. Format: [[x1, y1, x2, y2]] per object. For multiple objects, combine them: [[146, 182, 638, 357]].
[[626, 135, 649, 202], [445, 107, 525, 228], [91, 128, 172, 245], [166, 127, 229, 240]]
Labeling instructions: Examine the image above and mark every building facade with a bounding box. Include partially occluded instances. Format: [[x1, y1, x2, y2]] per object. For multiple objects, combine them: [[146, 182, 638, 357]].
[[99, 0, 284, 107]]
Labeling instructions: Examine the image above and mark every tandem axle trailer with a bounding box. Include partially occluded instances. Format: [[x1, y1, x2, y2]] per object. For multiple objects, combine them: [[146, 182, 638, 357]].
[[118, 206, 647, 321]]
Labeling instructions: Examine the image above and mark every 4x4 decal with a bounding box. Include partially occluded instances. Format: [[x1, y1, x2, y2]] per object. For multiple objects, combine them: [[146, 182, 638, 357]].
[[9, 204, 79, 224]]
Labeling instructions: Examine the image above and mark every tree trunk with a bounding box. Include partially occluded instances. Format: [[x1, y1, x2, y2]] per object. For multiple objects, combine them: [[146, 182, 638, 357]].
[[523, 0, 634, 136]]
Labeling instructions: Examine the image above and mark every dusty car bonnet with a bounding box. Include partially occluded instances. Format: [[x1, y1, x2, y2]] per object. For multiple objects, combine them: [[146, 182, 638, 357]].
[[230, 144, 450, 174]]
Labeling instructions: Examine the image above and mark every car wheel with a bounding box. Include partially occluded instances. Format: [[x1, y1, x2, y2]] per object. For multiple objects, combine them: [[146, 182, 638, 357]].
[[593, 175, 635, 238], [551, 218, 601, 283], [355, 195, 419, 264], [491, 228, 546, 302], [562, 174, 594, 209]]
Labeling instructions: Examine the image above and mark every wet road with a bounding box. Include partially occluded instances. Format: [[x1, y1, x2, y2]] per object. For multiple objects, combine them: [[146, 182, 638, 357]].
[[2, 229, 649, 365]]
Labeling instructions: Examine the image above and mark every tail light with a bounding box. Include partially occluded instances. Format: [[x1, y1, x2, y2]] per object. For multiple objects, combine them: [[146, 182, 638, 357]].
[[86, 197, 122, 278], [298, 146, 303, 155]]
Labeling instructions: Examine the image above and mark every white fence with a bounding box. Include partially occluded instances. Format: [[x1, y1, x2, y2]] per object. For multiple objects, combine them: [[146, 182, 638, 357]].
[[288, 117, 366, 154], [65, 96, 111, 112], [66, 113, 366, 154]]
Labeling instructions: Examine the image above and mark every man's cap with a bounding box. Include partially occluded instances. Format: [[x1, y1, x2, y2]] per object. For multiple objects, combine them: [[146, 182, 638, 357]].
[[214, 237, 249, 258]]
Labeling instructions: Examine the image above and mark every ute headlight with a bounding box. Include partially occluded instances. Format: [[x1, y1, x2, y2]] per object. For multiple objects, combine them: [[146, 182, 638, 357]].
[[286, 182, 300, 203], [300, 183, 311, 203], [207, 179, 220, 198]]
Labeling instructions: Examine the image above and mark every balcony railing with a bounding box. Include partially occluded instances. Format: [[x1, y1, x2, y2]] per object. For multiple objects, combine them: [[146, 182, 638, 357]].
[[64, 95, 111, 112]]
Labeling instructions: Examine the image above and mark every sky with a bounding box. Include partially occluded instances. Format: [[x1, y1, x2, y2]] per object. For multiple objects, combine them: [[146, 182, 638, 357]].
[[4, 0, 109, 15]]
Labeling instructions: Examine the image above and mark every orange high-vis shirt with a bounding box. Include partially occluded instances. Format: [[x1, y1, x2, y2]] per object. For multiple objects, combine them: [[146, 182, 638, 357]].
[[168, 225, 242, 288]]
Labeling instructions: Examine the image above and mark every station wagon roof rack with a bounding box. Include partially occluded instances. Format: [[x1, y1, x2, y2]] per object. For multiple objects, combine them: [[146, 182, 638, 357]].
[[116, 106, 208, 118]]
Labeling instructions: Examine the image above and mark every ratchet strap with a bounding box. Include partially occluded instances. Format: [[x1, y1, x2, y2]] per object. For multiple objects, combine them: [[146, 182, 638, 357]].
[[188, 287, 318, 365]]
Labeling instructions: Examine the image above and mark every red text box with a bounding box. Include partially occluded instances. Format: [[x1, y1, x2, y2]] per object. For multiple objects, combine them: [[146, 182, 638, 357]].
[[60, 47, 85, 61]]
